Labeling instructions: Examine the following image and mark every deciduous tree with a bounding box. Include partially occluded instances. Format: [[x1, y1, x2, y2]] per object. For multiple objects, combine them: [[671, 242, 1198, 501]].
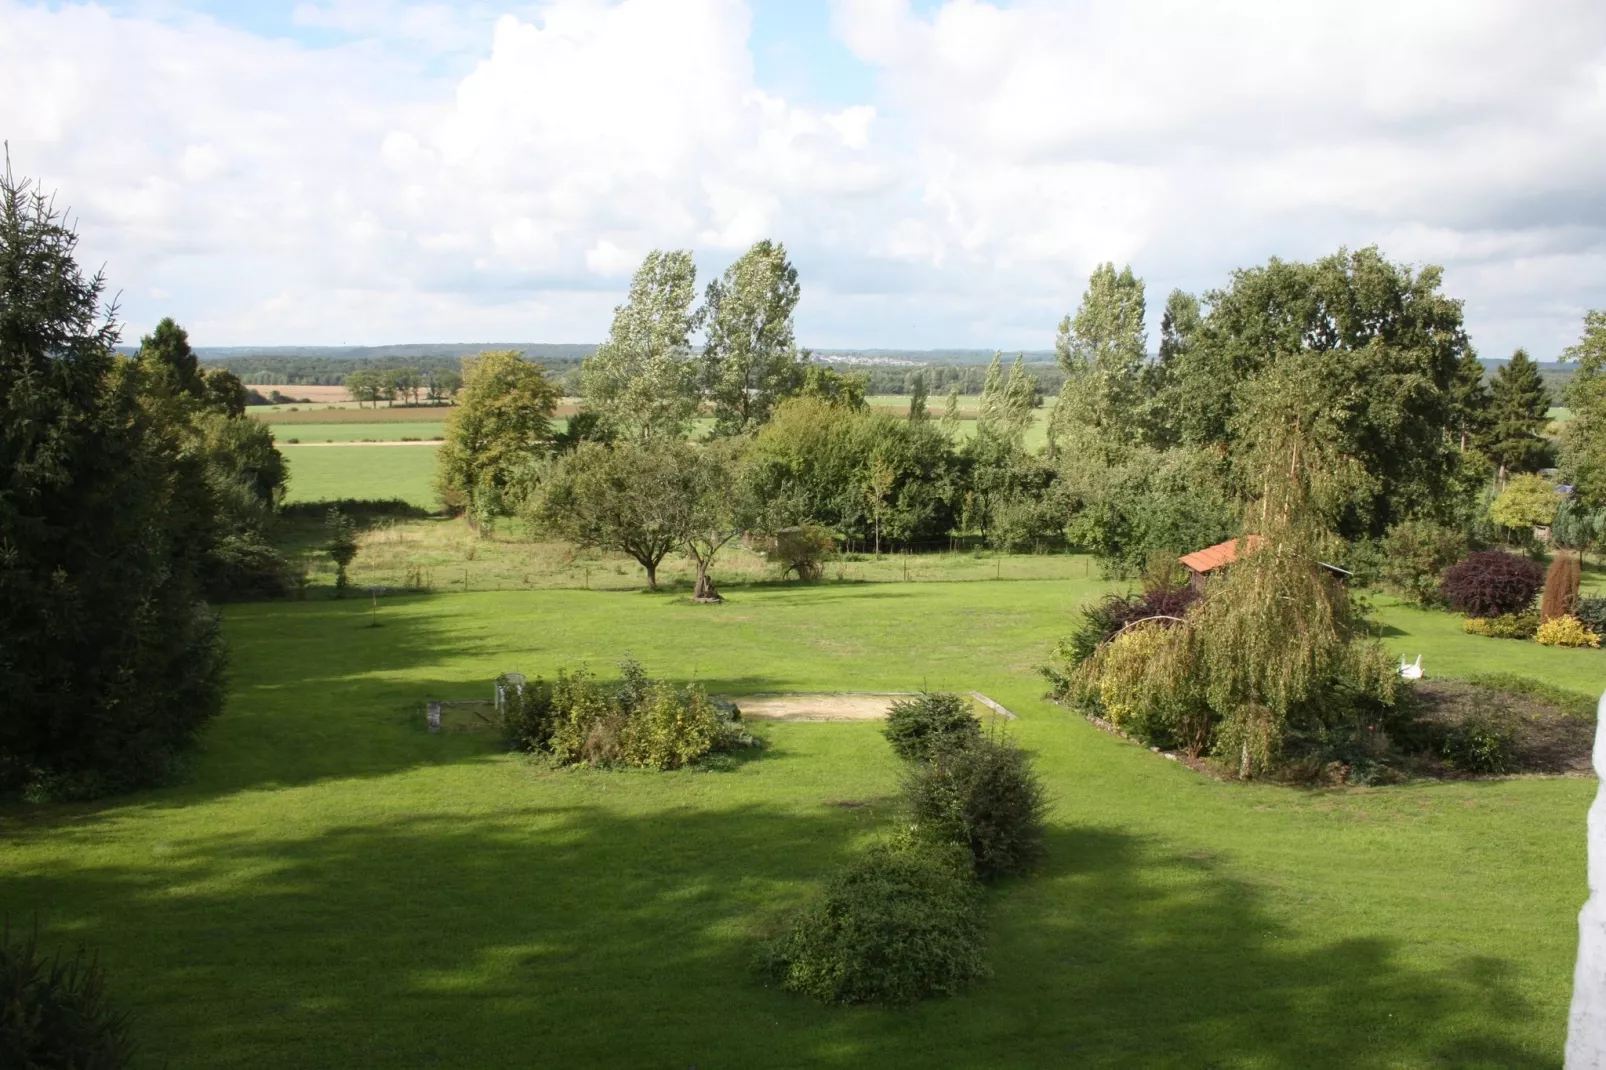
[[1052, 263, 1147, 458], [436, 351, 559, 527], [580, 250, 702, 442], [529, 439, 696, 591], [701, 240, 804, 436]]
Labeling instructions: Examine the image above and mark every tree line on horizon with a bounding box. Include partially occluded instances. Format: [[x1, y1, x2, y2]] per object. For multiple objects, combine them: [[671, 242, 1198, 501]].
[[432, 239, 1577, 584]]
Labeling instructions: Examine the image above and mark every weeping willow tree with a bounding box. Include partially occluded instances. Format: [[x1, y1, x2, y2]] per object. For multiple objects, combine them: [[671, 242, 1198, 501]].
[[1077, 371, 1403, 775]]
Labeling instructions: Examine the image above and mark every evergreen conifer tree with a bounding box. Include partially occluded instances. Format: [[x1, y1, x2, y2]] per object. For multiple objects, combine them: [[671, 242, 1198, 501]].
[[1482, 348, 1551, 473]]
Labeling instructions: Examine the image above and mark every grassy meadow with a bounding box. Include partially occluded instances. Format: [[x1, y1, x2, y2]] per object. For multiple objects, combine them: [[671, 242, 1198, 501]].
[[4, 578, 1597, 1068], [280, 444, 440, 509]]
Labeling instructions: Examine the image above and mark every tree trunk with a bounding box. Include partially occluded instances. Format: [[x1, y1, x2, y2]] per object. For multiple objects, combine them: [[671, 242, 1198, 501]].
[[692, 557, 722, 603], [643, 559, 658, 590]]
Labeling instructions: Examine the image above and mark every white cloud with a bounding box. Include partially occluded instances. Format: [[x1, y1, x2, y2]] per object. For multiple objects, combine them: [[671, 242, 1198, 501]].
[[0, 0, 1602, 356]]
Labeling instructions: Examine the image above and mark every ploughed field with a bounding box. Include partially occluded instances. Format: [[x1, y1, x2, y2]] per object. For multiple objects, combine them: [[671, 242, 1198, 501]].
[[1, 579, 1597, 1068]]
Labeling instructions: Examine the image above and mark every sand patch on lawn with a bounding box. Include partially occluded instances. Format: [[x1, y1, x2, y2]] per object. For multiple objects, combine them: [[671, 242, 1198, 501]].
[[722, 692, 916, 722]]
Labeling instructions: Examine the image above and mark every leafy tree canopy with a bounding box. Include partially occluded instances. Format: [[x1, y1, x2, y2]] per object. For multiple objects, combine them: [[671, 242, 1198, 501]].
[[436, 350, 559, 527], [701, 240, 804, 436], [580, 250, 702, 442]]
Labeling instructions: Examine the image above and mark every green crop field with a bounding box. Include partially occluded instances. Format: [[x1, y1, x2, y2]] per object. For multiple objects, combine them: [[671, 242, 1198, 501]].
[[271, 421, 446, 443], [281, 444, 439, 508], [2, 577, 1598, 1068]]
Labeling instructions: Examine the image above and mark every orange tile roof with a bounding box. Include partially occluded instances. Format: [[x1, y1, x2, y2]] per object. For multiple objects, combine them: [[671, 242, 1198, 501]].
[[1178, 534, 1263, 574]]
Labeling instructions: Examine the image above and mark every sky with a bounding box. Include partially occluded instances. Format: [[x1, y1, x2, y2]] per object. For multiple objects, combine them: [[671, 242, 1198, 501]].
[[2, 0, 1604, 357]]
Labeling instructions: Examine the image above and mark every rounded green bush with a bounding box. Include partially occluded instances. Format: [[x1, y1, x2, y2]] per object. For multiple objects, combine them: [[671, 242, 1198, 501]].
[[903, 736, 1049, 880], [761, 842, 989, 1006], [882, 692, 982, 762]]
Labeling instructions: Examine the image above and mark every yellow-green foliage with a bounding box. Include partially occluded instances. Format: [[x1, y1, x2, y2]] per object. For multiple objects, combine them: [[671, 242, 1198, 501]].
[[1074, 432, 1404, 774], [1535, 614, 1601, 648], [1463, 612, 1539, 640], [1489, 474, 1560, 530], [620, 682, 722, 770], [545, 668, 624, 766]]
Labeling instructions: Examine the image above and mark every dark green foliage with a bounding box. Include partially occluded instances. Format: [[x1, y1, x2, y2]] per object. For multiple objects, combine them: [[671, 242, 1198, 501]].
[[1482, 349, 1552, 474], [0, 165, 227, 799], [325, 508, 359, 593], [497, 674, 556, 752], [883, 692, 982, 762], [902, 735, 1049, 881], [1439, 714, 1517, 773], [1060, 447, 1236, 575], [759, 842, 988, 1006], [756, 524, 836, 580], [959, 433, 1065, 551], [1574, 596, 1606, 635], [279, 498, 430, 520], [1449, 349, 1491, 452], [1440, 551, 1544, 617], [1, 923, 135, 1068], [1159, 247, 1472, 538], [1378, 520, 1469, 606], [746, 397, 959, 548]]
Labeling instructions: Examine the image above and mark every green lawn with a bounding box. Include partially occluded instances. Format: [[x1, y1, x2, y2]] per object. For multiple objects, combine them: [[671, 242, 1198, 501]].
[[2, 579, 1597, 1067], [272, 421, 446, 443], [281, 444, 439, 508]]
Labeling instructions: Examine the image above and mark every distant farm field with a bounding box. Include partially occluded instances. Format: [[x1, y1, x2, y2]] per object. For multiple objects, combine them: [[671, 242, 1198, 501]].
[[255, 404, 456, 424], [281, 444, 439, 508]]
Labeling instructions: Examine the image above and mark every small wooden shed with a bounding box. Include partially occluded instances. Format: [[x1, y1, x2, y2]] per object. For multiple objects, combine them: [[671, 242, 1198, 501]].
[[1178, 535, 1263, 593]]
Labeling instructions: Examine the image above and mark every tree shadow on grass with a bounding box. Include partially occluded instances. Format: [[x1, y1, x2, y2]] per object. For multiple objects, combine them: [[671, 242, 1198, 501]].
[[0, 805, 1555, 1069]]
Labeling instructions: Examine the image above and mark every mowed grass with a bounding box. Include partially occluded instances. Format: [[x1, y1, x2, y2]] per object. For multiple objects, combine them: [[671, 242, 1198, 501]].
[[281, 444, 439, 509], [2, 579, 1598, 1068]]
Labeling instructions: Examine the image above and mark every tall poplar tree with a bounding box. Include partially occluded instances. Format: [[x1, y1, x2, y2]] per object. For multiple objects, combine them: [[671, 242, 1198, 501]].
[[1052, 263, 1147, 457], [700, 240, 804, 436], [580, 250, 702, 442]]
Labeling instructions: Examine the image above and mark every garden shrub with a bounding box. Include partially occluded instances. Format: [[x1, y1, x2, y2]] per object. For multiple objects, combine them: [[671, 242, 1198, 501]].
[[883, 692, 982, 762], [498, 674, 556, 751], [760, 841, 988, 1006], [536, 660, 748, 769], [1438, 713, 1517, 774], [1536, 615, 1601, 649], [0, 924, 134, 1069], [757, 524, 837, 581], [1040, 584, 1197, 699], [1077, 620, 1216, 756], [902, 735, 1049, 880], [1440, 550, 1544, 618], [1576, 595, 1606, 635], [1540, 553, 1582, 621], [620, 682, 723, 770], [1461, 611, 1539, 640], [1378, 520, 1468, 606], [545, 668, 626, 766]]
